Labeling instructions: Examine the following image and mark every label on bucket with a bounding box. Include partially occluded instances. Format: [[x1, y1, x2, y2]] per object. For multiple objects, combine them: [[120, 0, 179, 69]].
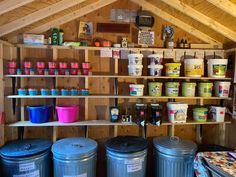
[[13, 170, 39, 177], [19, 162, 35, 172], [125, 158, 144, 173], [213, 65, 226, 76], [64, 173, 87, 177]]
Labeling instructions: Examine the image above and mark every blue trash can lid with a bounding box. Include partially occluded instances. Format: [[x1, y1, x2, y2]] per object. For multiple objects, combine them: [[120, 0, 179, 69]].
[[0, 139, 52, 158], [52, 137, 97, 159], [153, 136, 197, 155], [105, 136, 148, 153]]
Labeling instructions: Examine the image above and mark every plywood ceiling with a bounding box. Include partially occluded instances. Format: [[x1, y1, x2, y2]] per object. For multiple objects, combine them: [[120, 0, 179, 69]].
[[0, 0, 236, 47]]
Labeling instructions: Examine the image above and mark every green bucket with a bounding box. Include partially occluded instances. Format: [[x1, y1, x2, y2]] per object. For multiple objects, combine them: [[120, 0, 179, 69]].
[[165, 82, 179, 96], [148, 82, 163, 96], [198, 82, 213, 97], [193, 107, 208, 122], [182, 82, 196, 97]]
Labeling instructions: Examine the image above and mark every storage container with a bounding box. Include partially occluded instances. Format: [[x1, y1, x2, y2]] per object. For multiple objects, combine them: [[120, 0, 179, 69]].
[[148, 64, 163, 76], [23, 68, 30, 75], [23, 61, 32, 68], [184, 58, 204, 77], [128, 54, 143, 65], [59, 62, 68, 69], [165, 82, 179, 97], [56, 105, 79, 123], [37, 69, 45, 75], [71, 62, 79, 69], [27, 105, 51, 123], [28, 88, 38, 96], [198, 82, 213, 97], [0, 139, 52, 177], [7, 68, 16, 75], [193, 107, 208, 122], [148, 54, 162, 65], [18, 88, 27, 95], [210, 106, 226, 122], [7, 61, 17, 68], [51, 89, 59, 96], [165, 63, 181, 77], [207, 59, 228, 78], [71, 89, 79, 96], [129, 84, 144, 96], [36, 62, 45, 69], [81, 89, 89, 95], [61, 89, 69, 96], [105, 136, 148, 177], [214, 81, 231, 97], [128, 65, 143, 76], [148, 82, 163, 96], [48, 62, 57, 69], [82, 62, 90, 69], [83, 68, 90, 75], [182, 82, 196, 97], [70, 69, 78, 75], [52, 137, 98, 177], [167, 102, 188, 123], [153, 136, 197, 177], [41, 89, 50, 96]]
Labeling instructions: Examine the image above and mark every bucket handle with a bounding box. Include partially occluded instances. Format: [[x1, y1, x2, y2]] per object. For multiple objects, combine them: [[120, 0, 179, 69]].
[[170, 136, 180, 144]]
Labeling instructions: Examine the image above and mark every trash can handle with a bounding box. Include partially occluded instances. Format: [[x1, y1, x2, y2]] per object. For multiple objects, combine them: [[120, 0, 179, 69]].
[[170, 136, 180, 144]]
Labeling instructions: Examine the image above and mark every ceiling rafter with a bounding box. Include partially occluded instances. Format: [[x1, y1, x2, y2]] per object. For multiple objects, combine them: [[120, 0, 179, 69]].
[[206, 0, 236, 18], [160, 0, 236, 43], [0, 0, 35, 16], [0, 0, 87, 37], [130, 0, 222, 47], [27, 0, 118, 34]]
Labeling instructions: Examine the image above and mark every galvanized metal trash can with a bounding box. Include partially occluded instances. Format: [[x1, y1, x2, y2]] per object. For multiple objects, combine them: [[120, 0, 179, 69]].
[[0, 139, 52, 177], [52, 137, 98, 177], [105, 136, 148, 177], [153, 136, 197, 177]]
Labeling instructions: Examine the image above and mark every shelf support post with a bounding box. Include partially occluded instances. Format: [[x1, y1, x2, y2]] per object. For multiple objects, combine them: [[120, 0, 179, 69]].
[[0, 43, 4, 146]]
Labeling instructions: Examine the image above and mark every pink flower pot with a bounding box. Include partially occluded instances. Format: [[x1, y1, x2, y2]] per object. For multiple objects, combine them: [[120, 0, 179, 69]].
[[36, 62, 45, 69], [82, 62, 90, 69], [23, 61, 32, 68], [59, 62, 68, 69], [48, 62, 57, 69], [71, 62, 79, 69]]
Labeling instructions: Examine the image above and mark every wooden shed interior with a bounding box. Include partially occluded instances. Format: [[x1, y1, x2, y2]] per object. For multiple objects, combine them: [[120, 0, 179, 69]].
[[1, 0, 236, 176]]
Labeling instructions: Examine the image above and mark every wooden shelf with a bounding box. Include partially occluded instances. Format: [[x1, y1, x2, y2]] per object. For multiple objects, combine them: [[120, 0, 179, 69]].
[[5, 74, 232, 80], [17, 44, 224, 52], [7, 119, 231, 127], [7, 95, 232, 100]]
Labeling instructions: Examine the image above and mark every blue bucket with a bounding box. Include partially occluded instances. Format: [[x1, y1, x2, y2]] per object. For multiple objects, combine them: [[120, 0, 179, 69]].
[[27, 105, 51, 123]]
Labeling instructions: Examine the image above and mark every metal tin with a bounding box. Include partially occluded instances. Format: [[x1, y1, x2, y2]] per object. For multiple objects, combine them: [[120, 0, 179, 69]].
[[153, 136, 197, 177], [0, 139, 52, 177], [105, 136, 148, 177], [52, 137, 98, 177]]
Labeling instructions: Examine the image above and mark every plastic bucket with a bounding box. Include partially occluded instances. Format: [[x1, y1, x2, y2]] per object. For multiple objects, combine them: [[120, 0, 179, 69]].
[[148, 54, 162, 65], [207, 59, 228, 78], [165, 63, 181, 77], [129, 84, 144, 96], [28, 89, 38, 96], [193, 108, 208, 122], [41, 89, 50, 96], [18, 89, 27, 95], [198, 82, 213, 97], [215, 81, 231, 97], [128, 65, 143, 76], [128, 54, 143, 65], [182, 82, 196, 97], [210, 106, 226, 122], [148, 64, 163, 76], [27, 105, 51, 123], [167, 102, 188, 123], [148, 82, 163, 96], [56, 105, 79, 123], [165, 82, 180, 96], [184, 58, 204, 77]]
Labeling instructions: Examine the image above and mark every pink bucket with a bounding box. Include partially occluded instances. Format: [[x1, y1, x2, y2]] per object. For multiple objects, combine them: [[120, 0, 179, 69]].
[[36, 62, 45, 69], [48, 62, 57, 69], [56, 105, 79, 123]]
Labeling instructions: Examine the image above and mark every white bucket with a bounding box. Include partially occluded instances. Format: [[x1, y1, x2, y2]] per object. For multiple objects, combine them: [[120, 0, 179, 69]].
[[210, 106, 226, 122], [129, 84, 144, 96], [128, 65, 143, 76], [128, 54, 143, 65], [184, 58, 204, 77], [215, 81, 231, 97], [207, 59, 228, 78], [167, 102, 188, 123], [148, 64, 163, 76], [148, 54, 163, 65]]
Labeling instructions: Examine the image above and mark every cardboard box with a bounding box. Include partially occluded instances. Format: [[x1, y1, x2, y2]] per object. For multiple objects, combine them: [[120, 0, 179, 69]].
[[22, 34, 45, 45]]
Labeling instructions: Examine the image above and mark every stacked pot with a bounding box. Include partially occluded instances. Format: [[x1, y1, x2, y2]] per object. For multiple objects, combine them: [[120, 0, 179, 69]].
[[147, 54, 163, 76], [128, 54, 143, 76]]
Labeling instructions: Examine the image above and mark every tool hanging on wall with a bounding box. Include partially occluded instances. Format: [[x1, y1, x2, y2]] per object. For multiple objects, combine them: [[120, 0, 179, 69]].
[[162, 25, 174, 48]]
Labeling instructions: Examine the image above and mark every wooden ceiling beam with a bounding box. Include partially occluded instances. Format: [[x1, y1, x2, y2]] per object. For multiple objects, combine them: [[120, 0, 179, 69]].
[[130, 0, 222, 47], [28, 0, 118, 34], [161, 0, 236, 43], [206, 0, 236, 18], [0, 0, 87, 37], [0, 0, 35, 16]]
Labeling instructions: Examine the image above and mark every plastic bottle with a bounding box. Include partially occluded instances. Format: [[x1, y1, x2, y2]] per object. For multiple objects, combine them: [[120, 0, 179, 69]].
[[59, 29, 64, 46]]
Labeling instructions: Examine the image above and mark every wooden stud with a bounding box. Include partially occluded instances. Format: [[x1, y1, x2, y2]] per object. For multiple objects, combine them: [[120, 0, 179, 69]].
[[53, 48, 58, 141], [19, 47, 25, 122], [0, 43, 4, 146], [206, 0, 236, 18], [0, 0, 35, 16], [219, 124, 226, 146], [130, 0, 222, 46], [28, 0, 118, 33], [168, 125, 175, 136], [161, 0, 236, 43], [0, 0, 87, 36]]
